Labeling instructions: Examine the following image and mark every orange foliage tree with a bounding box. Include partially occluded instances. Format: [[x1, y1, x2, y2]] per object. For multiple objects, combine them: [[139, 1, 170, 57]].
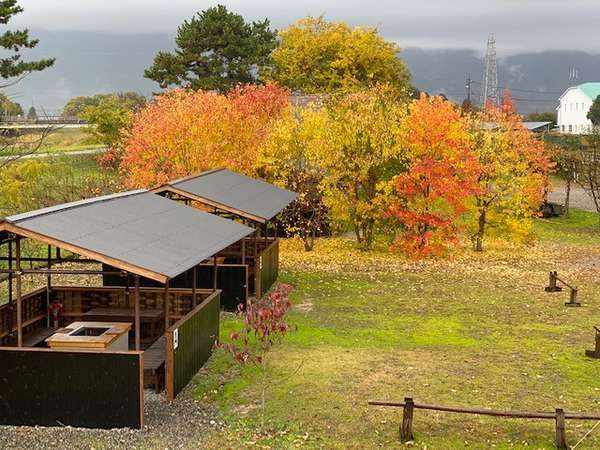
[[120, 83, 289, 188], [390, 95, 480, 257], [501, 88, 517, 115]]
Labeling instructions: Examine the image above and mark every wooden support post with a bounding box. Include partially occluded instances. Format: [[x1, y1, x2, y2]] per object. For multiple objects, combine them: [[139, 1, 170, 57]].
[[555, 408, 567, 450], [15, 238, 22, 347], [7, 240, 12, 305], [565, 287, 580, 307], [164, 280, 170, 331], [400, 397, 414, 442], [545, 271, 562, 292], [192, 265, 197, 307], [134, 274, 140, 351], [46, 244, 52, 327], [241, 238, 246, 264], [213, 256, 218, 291]]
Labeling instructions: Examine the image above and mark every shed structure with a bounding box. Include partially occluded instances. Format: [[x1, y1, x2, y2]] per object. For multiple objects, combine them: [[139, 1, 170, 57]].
[[151, 169, 297, 308], [0, 190, 253, 428]]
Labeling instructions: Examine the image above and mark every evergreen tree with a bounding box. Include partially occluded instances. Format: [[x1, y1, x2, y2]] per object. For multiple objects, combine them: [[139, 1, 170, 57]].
[[145, 5, 276, 92], [587, 96, 600, 126], [0, 1, 54, 80], [26, 105, 36, 120]]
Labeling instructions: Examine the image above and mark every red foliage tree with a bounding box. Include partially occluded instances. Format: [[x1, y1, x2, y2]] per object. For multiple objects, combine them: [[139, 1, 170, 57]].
[[390, 95, 481, 257], [222, 283, 294, 426], [120, 83, 289, 188]]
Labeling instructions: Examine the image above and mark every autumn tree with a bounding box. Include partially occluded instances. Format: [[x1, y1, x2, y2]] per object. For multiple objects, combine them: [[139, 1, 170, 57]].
[[307, 85, 407, 248], [121, 84, 289, 188], [543, 133, 581, 216], [223, 284, 294, 428], [260, 106, 329, 251], [267, 16, 412, 95], [574, 129, 600, 224], [63, 92, 146, 118], [0, 92, 21, 115], [145, 5, 276, 93], [469, 107, 550, 251], [501, 88, 517, 115], [390, 95, 480, 257]]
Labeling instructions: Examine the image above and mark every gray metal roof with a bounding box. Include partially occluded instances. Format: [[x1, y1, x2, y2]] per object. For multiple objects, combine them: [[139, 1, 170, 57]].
[[4, 191, 253, 282], [522, 121, 553, 131], [165, 169, 297, 222]]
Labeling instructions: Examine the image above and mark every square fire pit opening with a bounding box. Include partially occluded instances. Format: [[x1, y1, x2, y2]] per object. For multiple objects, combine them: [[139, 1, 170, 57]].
[[72, 327, 110, 337]]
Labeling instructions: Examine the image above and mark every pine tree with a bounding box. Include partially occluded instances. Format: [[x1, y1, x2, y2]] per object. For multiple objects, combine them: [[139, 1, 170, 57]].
[[0, 1, 54, 80]]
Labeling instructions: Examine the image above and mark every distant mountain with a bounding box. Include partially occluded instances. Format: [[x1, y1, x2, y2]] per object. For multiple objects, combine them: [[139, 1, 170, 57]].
[[7, 30, 600, 114], [402, 48, 600, 113]]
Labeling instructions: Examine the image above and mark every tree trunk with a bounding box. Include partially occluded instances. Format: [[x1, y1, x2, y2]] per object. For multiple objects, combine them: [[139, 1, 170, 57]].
[[475, 209, 486, 252], [564, 178, 571, 217]]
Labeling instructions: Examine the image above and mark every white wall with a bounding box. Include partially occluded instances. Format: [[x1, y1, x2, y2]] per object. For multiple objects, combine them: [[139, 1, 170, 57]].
[[557, 88, 593, 134]]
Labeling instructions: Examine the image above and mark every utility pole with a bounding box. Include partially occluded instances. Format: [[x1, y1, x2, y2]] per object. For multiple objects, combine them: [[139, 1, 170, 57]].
[[480, 33, 499, 108], [466, 74, 472, 102]]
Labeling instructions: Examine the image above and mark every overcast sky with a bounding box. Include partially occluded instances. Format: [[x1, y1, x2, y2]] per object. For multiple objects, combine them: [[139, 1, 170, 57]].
[[13, 0, 600, 54]]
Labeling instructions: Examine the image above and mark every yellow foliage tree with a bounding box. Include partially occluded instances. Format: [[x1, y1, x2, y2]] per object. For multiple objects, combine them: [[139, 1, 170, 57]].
[[308, 85, 408, 248], [469, 108, 550, 251], [267, 16, 412, 95], [259, 106, 329, 251]]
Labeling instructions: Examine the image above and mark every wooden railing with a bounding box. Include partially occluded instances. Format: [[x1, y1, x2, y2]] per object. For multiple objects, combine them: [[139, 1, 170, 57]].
[[52, 285, 215, 326], [0, 287, 47, 344], [369, 397, 600, 449]]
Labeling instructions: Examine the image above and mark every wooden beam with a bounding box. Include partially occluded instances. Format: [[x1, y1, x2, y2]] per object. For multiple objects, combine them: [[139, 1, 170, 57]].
[[150, 185, 266, 224], [164, 280, 170, 330], [0, 222, 168, 283], [15, 238, 22, 347], [134, 274, 140, 351]]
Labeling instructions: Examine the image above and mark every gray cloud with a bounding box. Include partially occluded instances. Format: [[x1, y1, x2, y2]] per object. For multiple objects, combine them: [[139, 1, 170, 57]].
[[13, 0, 600, 53]]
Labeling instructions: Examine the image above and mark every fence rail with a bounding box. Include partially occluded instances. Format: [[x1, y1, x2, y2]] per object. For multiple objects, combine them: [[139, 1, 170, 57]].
[[369, 397, 600, 449]]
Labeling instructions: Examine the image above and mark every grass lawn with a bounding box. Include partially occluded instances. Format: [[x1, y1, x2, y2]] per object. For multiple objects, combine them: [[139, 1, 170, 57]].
[[189, 212, 600, 449]]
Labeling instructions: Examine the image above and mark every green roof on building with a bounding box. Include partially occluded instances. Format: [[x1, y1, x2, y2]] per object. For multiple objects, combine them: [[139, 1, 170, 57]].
[[577, 82, 600, 100]]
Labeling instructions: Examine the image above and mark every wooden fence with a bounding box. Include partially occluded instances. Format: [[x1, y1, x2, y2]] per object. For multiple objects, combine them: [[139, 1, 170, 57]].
[[369, 397, 600, 449], [0, 347, 144, 428], [165, 290, 220, 400], [258, 239, 279, 298]]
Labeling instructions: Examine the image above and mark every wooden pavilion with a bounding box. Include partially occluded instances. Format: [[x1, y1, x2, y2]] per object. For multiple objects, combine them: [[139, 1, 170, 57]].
[[151, 168, 297, 309], [0, 190, 253, 428]]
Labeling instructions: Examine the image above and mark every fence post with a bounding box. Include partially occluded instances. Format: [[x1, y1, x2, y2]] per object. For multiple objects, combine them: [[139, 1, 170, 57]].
[[545, 272, 561, 292], [555, 408, 567, 450], [400, 397, 414, 442]]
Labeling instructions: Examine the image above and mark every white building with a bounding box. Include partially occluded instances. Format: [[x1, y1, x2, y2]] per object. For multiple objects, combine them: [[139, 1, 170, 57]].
[[557, 82, 600, 134]]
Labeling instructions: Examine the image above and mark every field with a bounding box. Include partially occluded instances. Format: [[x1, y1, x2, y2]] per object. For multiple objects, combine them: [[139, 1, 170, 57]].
[[0, 127, 103, 156], [189, 211, 600, 449]]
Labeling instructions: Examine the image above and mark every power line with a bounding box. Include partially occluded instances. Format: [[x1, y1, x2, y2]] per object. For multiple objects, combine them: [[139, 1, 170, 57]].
[[470, 80, 563, 96]]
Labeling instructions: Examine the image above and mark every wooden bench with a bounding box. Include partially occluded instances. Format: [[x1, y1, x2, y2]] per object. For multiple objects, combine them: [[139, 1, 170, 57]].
[[23, 327, 58, 347], [144, 336, 166, 393]]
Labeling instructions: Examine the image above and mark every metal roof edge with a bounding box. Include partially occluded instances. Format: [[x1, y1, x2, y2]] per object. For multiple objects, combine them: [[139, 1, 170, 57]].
[[7, 189, 147, 223]]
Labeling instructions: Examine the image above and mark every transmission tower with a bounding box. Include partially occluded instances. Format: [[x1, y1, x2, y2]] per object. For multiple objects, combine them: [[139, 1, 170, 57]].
[[480, 33, 499, 108]]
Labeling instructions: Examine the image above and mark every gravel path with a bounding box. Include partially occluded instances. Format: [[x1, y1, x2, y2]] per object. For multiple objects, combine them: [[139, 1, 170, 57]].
[[0, 383, 222, 450], [548, 184, 597, 212]]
